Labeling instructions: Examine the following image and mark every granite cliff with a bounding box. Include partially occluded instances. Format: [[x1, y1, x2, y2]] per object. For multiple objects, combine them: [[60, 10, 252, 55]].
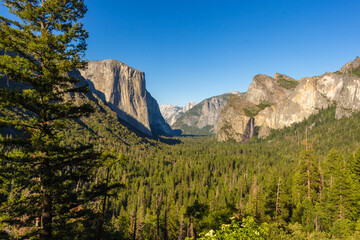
[[216, 96, 256, 142], [160, 102, 197, 126], [172, 91, 244, 135], [217, 74, 296, 141], [245, 73, 297, 104], [78, 60, 173, 137], [217, 57, 360, 142]]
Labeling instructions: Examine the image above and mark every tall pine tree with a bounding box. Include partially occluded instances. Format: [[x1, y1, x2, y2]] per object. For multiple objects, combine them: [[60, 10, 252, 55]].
[[323, 149, 358, 232], [292, 150, 321, 233], [0, 0, 111, 239]]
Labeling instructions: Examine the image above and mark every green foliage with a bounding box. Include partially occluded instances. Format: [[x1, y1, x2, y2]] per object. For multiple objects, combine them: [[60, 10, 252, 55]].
[[175, 124, 214, 136], [173, 94, 233, 136], [0, 0, 119, 239], [243, 102, 272, 117], [353, 72, 360, 78], [199, 217, 269, 240], [292, 150, 320, 205], [98, 106, 360, 239], [353, 148, 360, 178], [1, 3, 360, 238], [277, 78, 299, 89]]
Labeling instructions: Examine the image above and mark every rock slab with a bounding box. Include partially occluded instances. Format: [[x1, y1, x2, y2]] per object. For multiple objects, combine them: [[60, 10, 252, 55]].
[[79, 60, 173, 136]]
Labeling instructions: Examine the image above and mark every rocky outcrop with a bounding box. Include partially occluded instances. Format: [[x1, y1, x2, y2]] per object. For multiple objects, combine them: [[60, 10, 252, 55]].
[[217, 57, 360, 142], [255, 72, 360, 137], [78, 60, 173, 136], [245, 74, 297, 104], [160, 102, 196, 126], [173, 92, 244, 135], [217, 73, 297, 141], [216, 96, 255, 142], [160, 105, 182, 126], [339, 57, 360, 74]]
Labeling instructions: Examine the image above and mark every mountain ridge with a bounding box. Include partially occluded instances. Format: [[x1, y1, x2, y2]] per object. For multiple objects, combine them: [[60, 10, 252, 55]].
[[217, 57, 360, 142], [160, 102, 197, 126], [170, 91, 245, 135]]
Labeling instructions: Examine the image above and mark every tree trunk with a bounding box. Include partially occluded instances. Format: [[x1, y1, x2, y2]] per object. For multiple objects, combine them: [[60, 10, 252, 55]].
[[275, 177, 281, 218], [178, 217, 184, 240], [189, 217, 195, 239], [307, 165, 311, 201], [41, 192, 52, 240]]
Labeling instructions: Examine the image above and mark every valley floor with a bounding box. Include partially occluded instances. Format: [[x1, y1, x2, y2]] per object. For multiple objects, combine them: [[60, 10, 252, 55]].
[[99, 107, 360, 239]]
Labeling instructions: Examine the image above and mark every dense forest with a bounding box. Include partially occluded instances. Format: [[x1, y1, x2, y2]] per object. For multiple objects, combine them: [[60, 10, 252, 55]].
[[89, 106, 360, 240], [1, 1, 360, 239]]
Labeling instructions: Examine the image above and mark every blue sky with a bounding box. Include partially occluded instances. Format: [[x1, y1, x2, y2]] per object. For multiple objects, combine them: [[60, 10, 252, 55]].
[[1, 1, 360, 106]]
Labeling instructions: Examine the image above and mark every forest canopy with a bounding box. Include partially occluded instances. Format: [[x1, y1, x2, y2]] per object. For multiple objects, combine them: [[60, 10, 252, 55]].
[[1, 1, 360, 240]]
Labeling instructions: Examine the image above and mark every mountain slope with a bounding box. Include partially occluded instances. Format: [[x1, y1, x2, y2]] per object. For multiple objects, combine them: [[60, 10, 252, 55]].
[[160, 102, 197, 126], [0, 78, 156, 154], [217, 57, 360, 142], [217, 73, 297, 141], [245, 73, 297, 104], [172, 91, 244, 135], [77, 60, 173, 137]]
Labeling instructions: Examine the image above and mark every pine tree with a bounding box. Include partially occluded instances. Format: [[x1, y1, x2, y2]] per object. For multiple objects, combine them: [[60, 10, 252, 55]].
[[185, 200, 209, 239], [265, 176, 290, 222], [0, 0, 111, 239], [353, 148, 360, 179], [292, 150, 321, 206], [323, 150, 358, 224], [246, 174, 262, 219], [292, 150, 321, 233]]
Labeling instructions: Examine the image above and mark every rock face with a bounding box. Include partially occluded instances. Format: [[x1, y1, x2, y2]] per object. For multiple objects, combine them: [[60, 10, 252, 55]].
[[255, 72, 360, 137], [217, 57, 360, 142], [216, 96, 255, 142], [79, 60, 173, 136], [245, 74, 297, 104], [172, 92, 244, 135], [217, 73, 297, 141], [339, 57, 360, 74], [159, 105, 182, 126], [160, 102, 196, 126]]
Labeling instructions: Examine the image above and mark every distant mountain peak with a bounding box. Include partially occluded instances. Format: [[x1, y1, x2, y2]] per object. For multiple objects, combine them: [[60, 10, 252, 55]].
[[170, 91, 244, 135], [160, 102, 197, 126], [183, 102, 197, 112], [229, 90, 242, 95]]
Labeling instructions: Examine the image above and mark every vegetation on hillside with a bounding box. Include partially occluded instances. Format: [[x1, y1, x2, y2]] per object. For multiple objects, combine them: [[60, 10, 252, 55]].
[[276, 78, 299, 90], [1, 1, 360, 239], [243, 101, 272, 117], [172, 94, 233, 136], [36, 106, 360, 239]]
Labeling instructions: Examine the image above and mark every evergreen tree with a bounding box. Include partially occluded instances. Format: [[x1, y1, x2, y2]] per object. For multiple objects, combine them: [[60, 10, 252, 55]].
[[323, 149, 358, 232], [265, 176, 290, 222], [353, 148, 360, 179], [185, 200, 209, 239], [0, 0, 111, 239], [292, 150, 321, 233], [246, 174, 264, 219]]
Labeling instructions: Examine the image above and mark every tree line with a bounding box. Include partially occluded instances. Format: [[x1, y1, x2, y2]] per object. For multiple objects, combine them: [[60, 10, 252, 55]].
[[2, 1, 360, 239]]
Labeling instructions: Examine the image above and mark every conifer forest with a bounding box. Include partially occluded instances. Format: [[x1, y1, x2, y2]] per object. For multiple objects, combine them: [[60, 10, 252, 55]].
[[1, 1, 360, 239]]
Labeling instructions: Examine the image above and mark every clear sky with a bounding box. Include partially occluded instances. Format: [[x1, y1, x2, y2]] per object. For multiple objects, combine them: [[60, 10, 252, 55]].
[[1, 1, 360, 106]]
